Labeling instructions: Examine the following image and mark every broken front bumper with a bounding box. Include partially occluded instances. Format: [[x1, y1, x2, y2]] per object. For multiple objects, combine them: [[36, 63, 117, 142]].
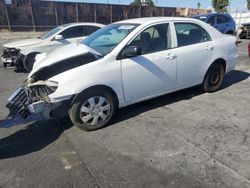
[[6, 87, 71, 119], [2, 48, 20, 67]]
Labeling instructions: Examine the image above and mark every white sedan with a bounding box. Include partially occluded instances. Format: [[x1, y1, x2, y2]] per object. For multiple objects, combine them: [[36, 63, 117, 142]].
[[1, 22, 104, 72], [7, 17, 238, 131]]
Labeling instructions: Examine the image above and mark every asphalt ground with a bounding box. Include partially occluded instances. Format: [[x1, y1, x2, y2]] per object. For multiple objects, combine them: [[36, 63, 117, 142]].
[[0, 37, 250, 188]]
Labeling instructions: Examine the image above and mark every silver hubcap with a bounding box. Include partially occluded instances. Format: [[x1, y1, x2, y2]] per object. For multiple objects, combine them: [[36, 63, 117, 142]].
[[80, 96, 111, 126]]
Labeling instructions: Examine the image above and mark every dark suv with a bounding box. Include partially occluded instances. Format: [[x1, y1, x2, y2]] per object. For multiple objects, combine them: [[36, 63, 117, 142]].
[[191, 13, 236, 35], [239, 23, 250, 39]]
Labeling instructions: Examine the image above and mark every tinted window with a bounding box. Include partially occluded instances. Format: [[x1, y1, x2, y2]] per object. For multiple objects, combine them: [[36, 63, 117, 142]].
[[217, 15, 229, 24], [207, 16, 216, 25], [175, 23, 211, 47], [85, 26, 100, 36], [128, 23, 172, 55], [60, 26, 83, 39], [223, 16, 231, 23], [40, 26, 62, 40]]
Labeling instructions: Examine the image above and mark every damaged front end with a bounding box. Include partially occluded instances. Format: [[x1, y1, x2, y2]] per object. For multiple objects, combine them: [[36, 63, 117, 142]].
[[6, 43, 102, 120], [6, 80, 63, 120], [1, 48, 20, 67]]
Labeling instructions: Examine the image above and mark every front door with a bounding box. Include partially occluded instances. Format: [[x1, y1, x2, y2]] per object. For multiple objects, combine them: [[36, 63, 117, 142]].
[[121, 23, 177, 103]]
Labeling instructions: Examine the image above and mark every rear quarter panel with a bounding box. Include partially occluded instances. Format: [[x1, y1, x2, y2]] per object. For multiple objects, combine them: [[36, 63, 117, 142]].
[[210, 35, 238, 73]]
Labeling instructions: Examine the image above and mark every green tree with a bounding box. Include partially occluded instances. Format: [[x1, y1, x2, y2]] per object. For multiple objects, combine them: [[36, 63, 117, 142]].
[[197, 2, 201, 9], [212, 0, 229, 13], [247, 0, 250, 10], [130, 0, 155, 6]]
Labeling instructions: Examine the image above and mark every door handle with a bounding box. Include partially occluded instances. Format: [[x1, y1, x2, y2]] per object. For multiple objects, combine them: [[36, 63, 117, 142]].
[[165, 53, 177, 60], [204, 45, 214, 51]]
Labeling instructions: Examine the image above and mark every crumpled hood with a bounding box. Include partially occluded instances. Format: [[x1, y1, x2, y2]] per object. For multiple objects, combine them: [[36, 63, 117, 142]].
[[3, 38, 43, 48], [28, 42, 102, 79]]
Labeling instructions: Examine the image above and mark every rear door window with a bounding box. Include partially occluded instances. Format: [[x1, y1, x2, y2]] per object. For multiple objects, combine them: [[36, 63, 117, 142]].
[[175, 22, 211, 47]]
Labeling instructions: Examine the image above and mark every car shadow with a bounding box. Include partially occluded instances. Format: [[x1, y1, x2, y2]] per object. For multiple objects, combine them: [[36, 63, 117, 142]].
[[0, 70, 248, 159], [0, 117, 72, 159], [111, 69, 250, 124]]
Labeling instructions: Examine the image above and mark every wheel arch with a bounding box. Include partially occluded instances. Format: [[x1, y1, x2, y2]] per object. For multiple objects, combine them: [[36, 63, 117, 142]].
[[71, 85, 119, 108], [203, 58, 226, 82]]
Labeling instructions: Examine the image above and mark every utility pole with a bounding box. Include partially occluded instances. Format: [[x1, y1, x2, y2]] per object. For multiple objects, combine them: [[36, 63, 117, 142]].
[[228, 0, 231, 13]]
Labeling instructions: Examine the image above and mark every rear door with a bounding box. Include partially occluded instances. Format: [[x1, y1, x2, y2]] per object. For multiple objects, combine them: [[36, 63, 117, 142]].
[[173, 22, 214, 89]]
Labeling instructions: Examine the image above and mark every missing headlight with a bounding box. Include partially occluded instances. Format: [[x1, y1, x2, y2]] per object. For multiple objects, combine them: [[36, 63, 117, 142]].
[[28, 80, 59, 102]]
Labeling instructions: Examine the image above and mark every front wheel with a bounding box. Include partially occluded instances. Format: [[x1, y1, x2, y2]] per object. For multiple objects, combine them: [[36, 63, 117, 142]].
[[69, 89, 117, 131], [202, 63, 225, 92]]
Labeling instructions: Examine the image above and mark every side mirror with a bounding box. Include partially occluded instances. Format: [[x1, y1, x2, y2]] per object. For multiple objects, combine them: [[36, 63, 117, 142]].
[[54, 34, 64, 41], [122, 46, 141, 58]]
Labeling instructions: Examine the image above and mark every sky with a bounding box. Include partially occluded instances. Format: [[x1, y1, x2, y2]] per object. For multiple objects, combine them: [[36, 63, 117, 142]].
[[48, 0, 248, 12]]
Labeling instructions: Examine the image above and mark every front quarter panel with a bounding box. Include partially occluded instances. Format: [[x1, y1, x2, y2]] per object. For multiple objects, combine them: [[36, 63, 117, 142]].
[[47, 56, 125, 107]]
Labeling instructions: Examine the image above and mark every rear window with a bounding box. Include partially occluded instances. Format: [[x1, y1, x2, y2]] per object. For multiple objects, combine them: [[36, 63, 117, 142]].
[[217, 15, 231, 24]]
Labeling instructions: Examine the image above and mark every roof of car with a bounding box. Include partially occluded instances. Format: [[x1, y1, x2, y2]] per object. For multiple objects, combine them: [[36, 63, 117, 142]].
[[191, 13, 231, 18], [61, 22, 105, 28], [116, 17, 198, 25]]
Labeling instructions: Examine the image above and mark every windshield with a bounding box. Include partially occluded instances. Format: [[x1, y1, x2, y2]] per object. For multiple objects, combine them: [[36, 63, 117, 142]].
[[81, 23, 138, 56], [39, 26, 62, 40]]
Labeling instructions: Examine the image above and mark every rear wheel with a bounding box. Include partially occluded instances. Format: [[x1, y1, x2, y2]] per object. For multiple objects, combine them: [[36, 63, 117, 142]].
[[23, 52, 40, 73], [69, 88, 117, 131], [202, 63, 225, 92]]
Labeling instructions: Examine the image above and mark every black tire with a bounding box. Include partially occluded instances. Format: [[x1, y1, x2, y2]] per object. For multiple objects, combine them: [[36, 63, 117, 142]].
[[68, 88, 117, 131], [23, 52, 40, 73], [202, 63, 225, 92], [3, 63, 7, 68], [13, 64, 23, 73]]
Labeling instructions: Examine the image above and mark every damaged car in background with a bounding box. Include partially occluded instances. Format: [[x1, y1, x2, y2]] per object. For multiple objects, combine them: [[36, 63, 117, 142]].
[[6, 17, 238, 131], [1, 22, 104, 72]]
